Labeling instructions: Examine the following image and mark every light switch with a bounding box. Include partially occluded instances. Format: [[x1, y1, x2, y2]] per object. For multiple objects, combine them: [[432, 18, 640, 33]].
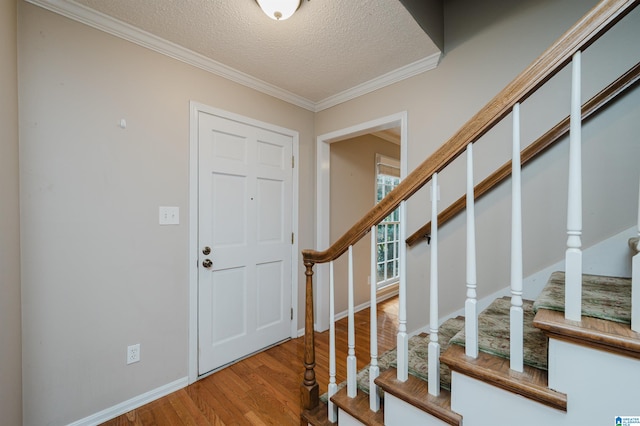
[[159, 206, 179, 225]]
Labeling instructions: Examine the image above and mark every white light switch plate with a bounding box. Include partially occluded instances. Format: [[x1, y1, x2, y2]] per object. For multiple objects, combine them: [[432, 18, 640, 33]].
[[159, 206, 179, 225]]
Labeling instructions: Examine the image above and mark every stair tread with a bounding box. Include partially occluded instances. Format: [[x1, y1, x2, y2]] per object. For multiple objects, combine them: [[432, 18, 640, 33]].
[[330, 386, 384, 426], [375, 367, 462, 426], [533, 307, 640, 360], [441, 343, 567, 411], [534, 271, 632, 325], [449, 297, 548, 370]]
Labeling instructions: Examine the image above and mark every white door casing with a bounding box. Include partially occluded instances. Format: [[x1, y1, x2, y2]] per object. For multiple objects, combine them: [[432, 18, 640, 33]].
[[189, 103, 299, 379], [314, 112, 407, 332]]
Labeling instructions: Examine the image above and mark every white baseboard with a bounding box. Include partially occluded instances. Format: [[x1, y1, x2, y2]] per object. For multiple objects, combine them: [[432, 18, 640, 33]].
[[68, 377, 188, 426]]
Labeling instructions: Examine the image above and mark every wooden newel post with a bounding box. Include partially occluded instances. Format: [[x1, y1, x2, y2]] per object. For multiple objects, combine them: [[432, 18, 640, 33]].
[[301, 259, 319, 411]]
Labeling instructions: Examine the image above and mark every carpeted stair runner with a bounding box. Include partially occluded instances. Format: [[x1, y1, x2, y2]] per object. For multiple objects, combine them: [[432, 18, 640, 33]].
[[629, 237, 640, 255], [320, 316, 464, 403], [449, 297, 549, 370], [534, 271, 632, 325], [389, 316, 464, 391]]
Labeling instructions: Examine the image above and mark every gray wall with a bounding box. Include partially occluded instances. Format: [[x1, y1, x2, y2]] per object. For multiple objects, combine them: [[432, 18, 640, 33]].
[[17, 2, 315, 424], [316, 0, 640, 333], [0, 0, 22, 424]]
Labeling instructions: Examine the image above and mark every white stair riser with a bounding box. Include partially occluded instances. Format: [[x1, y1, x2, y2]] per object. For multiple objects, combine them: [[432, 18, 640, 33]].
[[384, 393, 450, 426], [337, 408, 366, 426], [450, 372, 565, 426], [548, 339, 640, 422]]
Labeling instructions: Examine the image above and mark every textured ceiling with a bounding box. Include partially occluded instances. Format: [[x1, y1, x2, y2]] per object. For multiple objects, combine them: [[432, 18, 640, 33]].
[[30, 0, 441, 110]]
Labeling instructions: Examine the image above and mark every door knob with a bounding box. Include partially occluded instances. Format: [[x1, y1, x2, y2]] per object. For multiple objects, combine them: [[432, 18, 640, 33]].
[[202, 259, 213, 268], [202, 246, 211, 255]]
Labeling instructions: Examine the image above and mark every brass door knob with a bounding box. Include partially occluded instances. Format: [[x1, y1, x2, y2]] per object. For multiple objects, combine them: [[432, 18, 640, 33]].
[[202, 259, 213, 268]]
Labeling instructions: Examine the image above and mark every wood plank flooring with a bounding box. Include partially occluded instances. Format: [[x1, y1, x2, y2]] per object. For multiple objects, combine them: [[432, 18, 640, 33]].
[[101, 296, 399, 426]]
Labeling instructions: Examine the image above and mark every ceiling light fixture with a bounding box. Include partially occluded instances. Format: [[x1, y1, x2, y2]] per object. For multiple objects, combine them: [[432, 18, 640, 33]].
[[256, 0, 301, 21]]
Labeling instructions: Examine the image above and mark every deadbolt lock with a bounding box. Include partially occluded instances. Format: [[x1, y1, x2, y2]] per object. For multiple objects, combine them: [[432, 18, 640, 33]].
[[202, 246, 211, 255]]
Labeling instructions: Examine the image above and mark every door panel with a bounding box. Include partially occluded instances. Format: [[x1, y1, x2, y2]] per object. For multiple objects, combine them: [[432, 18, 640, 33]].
[[257, 178, 284, 242], [210, 267, 247, 343], [256, 261, 284, 329], [198, 112, 293, 375]]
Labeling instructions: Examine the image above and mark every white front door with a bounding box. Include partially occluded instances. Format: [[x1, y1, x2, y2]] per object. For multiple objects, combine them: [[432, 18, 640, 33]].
[[197, 110, 293, 375]]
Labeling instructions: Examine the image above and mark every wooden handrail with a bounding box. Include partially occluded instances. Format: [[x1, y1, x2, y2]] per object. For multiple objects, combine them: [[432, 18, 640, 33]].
[[406, 60, 640, 246], [302, 0, 639, 265]]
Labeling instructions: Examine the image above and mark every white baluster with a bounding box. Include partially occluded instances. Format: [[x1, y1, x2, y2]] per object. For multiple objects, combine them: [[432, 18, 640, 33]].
[[429, 173, 441, 396], [566, 50, 583, 322], [369, 226, 380, 411], [632, 177, 640, 332], [328, 261, 338, 422], [396, 201, 409, 382], [511, 102, 524, 373], [466, 143, 479, 359], [347, 245, 357, 397]]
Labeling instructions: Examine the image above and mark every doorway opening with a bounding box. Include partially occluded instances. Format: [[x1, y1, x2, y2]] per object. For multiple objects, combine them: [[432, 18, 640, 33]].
[[314, 112, 407, 332]]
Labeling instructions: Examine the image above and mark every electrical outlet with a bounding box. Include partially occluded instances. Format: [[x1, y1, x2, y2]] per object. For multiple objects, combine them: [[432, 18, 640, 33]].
[[127, 344, 140, 365]]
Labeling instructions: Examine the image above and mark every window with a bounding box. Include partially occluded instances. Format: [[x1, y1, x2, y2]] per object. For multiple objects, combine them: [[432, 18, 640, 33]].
[[375, 154, 400, 289]]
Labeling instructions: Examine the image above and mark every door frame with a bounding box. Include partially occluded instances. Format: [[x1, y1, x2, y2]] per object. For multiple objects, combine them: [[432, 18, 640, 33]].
[[314, 112, 407, 332], [188, 102, 300, 383]]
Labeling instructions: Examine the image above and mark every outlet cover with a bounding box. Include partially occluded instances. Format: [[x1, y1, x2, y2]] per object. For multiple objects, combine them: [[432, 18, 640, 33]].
[[127, 344, 140, 364]]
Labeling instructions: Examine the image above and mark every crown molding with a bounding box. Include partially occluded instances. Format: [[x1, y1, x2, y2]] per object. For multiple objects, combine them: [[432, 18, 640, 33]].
[[26, 0, 318, 111], [314, 52, 441, 111], [26, 0, 440, 113]]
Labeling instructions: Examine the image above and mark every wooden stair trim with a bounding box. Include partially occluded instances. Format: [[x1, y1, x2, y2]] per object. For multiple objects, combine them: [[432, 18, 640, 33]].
[[300, 402, 333, 426], [375, 368, 462, 426], [533, 308, 640, 360], [330, 387, 384, 426], [440, 344, 567, 412]]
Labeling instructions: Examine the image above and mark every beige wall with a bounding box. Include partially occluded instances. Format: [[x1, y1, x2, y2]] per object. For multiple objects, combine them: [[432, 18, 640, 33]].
[[316, 0, 640, 333], [0, 0, 22, 424], [13, 0, 640, 423], [17, 2, 315, 424], [330, 135, 400, 314]]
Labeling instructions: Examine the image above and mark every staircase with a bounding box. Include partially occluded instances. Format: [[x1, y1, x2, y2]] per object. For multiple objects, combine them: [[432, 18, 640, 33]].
[[303, 267, 640, 425], [300, 1, 640, 425]]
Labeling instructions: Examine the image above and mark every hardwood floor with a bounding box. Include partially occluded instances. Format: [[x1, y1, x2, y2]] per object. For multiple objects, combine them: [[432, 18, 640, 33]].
[[101, 296, 399, 425]]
